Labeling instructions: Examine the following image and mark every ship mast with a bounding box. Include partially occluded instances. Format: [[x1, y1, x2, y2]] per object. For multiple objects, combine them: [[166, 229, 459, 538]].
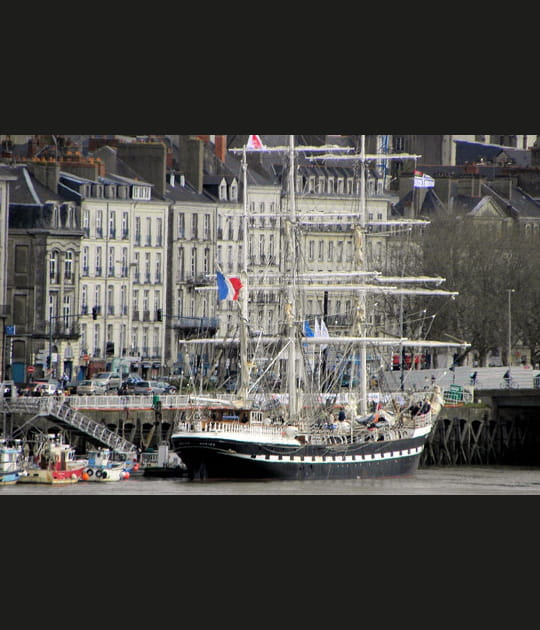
[[286, 134, 299, 419], [357, 134, 369, 415], [238, 145, 250, 401]]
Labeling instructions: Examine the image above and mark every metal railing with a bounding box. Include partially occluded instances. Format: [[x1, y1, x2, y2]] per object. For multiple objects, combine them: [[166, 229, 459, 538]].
[[1, 397, 137, 454]]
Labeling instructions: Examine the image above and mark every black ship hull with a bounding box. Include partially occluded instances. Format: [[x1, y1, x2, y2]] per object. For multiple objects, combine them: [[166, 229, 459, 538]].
[[172, 432, 429, 481]]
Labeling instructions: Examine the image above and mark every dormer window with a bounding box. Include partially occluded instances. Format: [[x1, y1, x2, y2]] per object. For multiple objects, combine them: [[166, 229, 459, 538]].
[[230, 179, 238, 202], [132, 185, 151, 200], [219, 178, 228, 201], [92, 184, 104, 198], [105, 185, 116, 199]]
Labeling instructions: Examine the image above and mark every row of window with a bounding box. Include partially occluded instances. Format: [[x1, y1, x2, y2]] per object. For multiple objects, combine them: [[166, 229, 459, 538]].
[[77, 182, 151, 201], [81, 248, 162, 281], [80, 323, 161, 359], [297, 175, 385, 196], [176, 213, 212, 241], [80, 286, 161, 315], [82, 210, 164, 245], [49, 251, 74, 283]]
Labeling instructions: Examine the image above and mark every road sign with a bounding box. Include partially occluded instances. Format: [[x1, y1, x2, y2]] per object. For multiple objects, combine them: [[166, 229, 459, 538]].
[[27, 366, 35, 373]]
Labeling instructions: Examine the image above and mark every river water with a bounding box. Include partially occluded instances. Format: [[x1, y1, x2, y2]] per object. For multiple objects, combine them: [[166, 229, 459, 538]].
[[2, 466, 540, 494]]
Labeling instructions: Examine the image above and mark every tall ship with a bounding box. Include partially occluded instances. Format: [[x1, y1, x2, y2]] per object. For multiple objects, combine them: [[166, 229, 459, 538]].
[[171, 135, 468, 480]]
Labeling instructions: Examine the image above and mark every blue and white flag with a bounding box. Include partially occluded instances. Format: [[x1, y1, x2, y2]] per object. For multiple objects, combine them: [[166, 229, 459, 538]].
[[413, 170, 435, 189]]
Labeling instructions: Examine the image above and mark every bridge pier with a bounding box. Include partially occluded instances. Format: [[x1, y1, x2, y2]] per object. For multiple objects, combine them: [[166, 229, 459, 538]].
[[421, 389, 540, 467]]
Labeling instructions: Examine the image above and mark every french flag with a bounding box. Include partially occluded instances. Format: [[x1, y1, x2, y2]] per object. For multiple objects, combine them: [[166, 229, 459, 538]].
[[216, 271, 243, 301], [246, 134, 265, 150]]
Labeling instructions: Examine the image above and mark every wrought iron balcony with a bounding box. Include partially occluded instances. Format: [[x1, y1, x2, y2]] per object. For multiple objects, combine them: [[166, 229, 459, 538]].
[[171, 316, 219, 338]]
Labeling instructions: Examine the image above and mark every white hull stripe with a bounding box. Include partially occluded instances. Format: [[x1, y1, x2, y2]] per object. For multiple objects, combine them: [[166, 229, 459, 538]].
[[221, 446, 424, 465]]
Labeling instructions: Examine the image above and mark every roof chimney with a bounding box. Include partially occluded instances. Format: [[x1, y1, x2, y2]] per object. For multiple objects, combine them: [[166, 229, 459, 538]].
[[215, 135, 227, 162]]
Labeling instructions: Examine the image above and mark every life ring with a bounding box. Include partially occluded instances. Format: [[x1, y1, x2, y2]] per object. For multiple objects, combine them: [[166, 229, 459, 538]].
[[95, 469, 103, 478], [86, 468, 94, 477]]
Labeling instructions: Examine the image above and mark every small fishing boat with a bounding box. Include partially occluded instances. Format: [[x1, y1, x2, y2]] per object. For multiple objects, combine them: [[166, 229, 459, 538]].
[[19, 434, 86, 484], [82, 448, 131, 482], [140, 442, 186, 478], [0, 439, 25, 485]]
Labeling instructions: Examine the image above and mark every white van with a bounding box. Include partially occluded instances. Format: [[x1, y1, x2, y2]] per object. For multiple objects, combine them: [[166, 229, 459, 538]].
[[92, 372, 122, 393]]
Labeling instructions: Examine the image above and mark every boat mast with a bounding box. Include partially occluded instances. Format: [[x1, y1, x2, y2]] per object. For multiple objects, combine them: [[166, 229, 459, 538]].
[[286, 134, 298, 419], [238, 145, 250, 401], [351, 135, 369, 415], [360, 135, 369, 414]]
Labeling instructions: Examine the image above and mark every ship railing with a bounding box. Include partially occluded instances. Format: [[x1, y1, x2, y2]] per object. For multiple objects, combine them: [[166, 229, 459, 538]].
[[175, 421, 285, 437], [411, 410, 432, 428], [140, 452, 159, 466], [68, 394, 195, 410]]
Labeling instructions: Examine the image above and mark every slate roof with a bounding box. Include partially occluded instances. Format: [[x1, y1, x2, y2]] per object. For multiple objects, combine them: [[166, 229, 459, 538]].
[[5, 165, 63, 205], [392, 188, 448, 218], [454, 140, 509, 165], [497, 147, 531, 168], [166, 179, 215, 203]]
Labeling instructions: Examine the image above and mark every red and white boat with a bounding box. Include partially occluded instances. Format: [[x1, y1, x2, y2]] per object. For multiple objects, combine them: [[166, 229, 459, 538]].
[[19, 435, 86, 485]]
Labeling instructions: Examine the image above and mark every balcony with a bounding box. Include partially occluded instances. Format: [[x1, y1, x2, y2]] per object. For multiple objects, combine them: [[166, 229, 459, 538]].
[[171, 316, 219, 339], [47, 320, 80, 340], [184, 274, 213, 287]]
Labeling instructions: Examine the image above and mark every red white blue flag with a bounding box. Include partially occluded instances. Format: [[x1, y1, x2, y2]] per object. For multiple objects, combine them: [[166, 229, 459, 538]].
[[246, 134, 265, 150], [216, 271, 243, 301]]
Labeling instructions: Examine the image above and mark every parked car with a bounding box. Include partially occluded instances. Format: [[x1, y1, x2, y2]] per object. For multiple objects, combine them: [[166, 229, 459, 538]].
[[153, 381, 177, 394], [91, 372, 122, 393], [32, 381, 60, 396], [118, 376, 143, 395], [76, 380, 98, 396], [132, 380, 153, 395]]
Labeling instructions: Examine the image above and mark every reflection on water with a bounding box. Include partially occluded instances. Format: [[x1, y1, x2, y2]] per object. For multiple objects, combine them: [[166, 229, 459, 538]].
[[2, 466, 540, 494]]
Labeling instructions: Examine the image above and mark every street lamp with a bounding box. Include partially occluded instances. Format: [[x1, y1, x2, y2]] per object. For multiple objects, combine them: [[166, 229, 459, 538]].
[[507, 289, 515, 373]]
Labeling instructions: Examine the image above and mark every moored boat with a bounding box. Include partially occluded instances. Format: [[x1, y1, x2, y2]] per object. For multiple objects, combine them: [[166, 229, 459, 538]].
[[19, 434, 86, 484], [0, 439, 25, 485], [171, 135, 468, 481], [82, 448, 131, 482]]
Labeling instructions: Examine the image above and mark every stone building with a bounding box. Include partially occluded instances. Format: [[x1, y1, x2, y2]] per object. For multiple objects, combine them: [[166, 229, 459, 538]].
[[4, 163, 82, 383], [0, 167, 17, 382]]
